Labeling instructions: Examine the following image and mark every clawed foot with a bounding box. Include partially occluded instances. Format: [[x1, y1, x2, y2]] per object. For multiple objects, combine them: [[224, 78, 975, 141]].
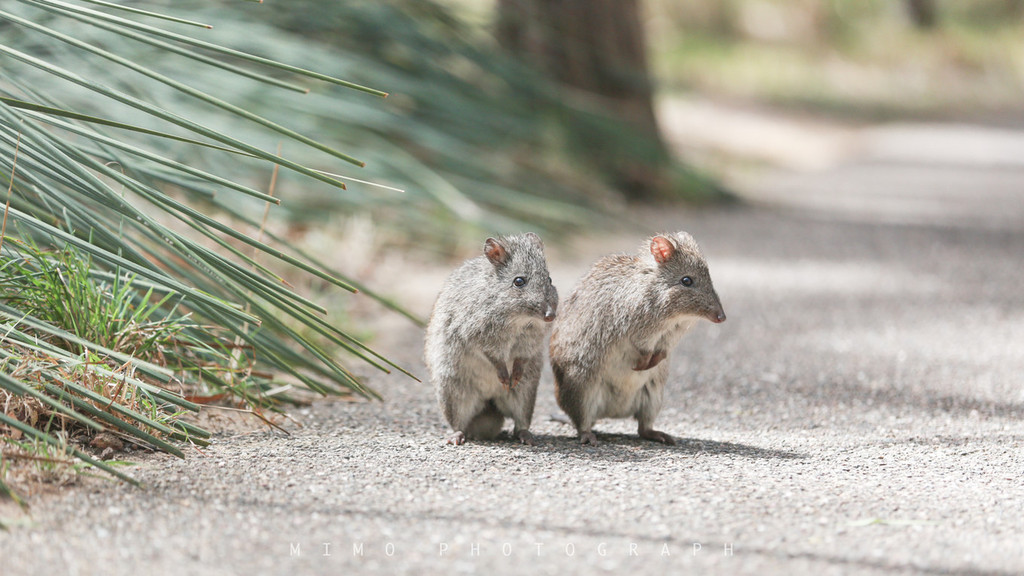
[[447, 431, 466, 446], [579, 431, 598, 446], [633, 350, 667, 371], [496, 364, 512, 390], [638, 428, 676, 445], [494, 358, 527, 391], [516, 430, 536, 446]]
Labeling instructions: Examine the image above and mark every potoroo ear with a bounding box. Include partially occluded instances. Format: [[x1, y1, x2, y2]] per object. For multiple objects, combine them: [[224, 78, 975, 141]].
[[484, 237, 508, 267], [650, 235, 676, 265]]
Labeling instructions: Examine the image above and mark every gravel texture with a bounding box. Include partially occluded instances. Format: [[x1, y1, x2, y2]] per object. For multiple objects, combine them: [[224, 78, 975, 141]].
[[2, 122, 1024, 576]]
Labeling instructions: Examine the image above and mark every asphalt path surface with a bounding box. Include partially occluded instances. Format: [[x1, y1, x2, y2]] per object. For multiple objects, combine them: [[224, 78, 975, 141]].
[[2, 119, 1023, 576]]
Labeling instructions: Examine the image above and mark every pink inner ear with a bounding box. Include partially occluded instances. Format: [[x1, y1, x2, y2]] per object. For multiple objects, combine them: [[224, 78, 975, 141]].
[[650, 236, 674, 264], [485, 238, 507, 265]]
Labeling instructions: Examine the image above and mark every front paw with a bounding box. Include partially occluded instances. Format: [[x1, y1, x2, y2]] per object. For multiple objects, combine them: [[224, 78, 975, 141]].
[[447, 431, 466, 445], [632, 352, 652, 371], [507, 358, 525, 390], [633, 350, 667, 371], [496, 365, 511, 390]]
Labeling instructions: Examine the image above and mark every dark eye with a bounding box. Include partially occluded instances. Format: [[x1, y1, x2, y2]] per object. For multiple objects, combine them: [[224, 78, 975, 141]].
[[513, 276, 527, 288], [680, 276, 693, 287]]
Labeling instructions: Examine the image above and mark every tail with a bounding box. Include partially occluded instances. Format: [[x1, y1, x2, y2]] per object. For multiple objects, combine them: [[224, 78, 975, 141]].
[[551, 361, 564, 390], [550, 359, 585, 432]]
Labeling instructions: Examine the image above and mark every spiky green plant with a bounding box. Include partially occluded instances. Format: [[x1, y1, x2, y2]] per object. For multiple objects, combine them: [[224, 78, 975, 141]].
[[0, 1, 413, 487]]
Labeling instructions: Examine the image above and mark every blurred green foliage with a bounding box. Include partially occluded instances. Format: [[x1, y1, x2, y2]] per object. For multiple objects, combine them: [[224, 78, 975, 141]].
[[647, 0, 1024, 117], [7, 1, 731, 255]]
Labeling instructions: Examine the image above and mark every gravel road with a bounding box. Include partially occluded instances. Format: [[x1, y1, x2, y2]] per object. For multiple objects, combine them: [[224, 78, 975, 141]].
[[2, 120, 1023, 576]]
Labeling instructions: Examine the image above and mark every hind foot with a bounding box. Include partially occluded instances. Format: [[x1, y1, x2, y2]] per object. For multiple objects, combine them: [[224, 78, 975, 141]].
[[516, 429, 536, 446], [638, 427, 675, 445]]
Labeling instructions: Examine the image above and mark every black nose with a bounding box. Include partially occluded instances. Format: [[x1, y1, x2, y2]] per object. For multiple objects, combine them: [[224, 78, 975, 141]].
[[544, 310, 556, 322], [716, 311, 727, 323]]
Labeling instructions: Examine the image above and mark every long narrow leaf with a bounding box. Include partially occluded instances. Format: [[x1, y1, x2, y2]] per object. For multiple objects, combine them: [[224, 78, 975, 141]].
[[0, 44, 355, 188], [3, 205, 260, 327], [0, 304, 172, 381], [21, 0, 390, 97], [2, 97, 258, 156], [0, 370, 104, 431], [73, 0, 213, 29], [0, 323, 203, 414], [41, 383, 186, 458], [53, 377, 208, 444], [16, 112, 281, 204], [0, 412, 138, 485]]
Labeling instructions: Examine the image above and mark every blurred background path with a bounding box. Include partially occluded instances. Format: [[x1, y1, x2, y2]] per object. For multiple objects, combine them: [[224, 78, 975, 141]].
[[661, 95, 1024, 230]]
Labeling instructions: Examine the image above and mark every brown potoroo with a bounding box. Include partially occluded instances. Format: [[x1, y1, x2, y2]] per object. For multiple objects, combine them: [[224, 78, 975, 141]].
[[550, 232, 725, 446], [424, 233, 558, 445]]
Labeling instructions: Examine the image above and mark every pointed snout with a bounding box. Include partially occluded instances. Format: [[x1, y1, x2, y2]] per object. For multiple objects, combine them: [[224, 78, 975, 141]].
[[706, 306, 726, 324], [705, 291, 726, 324], [544, 307, 557, 322]]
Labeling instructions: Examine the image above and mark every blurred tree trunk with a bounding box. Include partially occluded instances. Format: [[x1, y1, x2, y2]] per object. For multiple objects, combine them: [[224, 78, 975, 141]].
[[496, 0, 672, 201], [906, 0, 939, 29]]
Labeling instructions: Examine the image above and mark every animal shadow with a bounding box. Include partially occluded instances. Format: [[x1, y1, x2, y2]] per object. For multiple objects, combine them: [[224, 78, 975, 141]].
[[541, 413, 804, 460], [534, 431, 801, 461]]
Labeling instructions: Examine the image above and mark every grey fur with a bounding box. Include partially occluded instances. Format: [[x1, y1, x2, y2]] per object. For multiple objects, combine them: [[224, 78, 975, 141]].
[[550, 232, 726, 446], [424, 232, 558, 445]]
